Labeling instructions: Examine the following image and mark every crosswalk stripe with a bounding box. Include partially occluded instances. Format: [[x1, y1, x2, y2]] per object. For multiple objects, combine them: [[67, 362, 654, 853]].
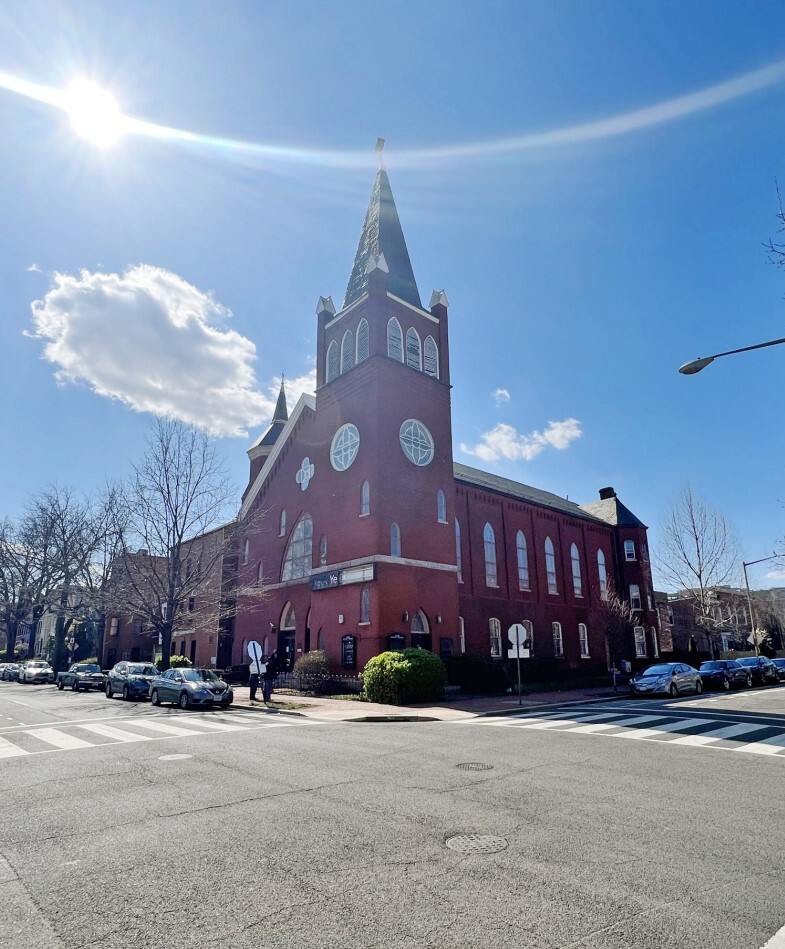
[[736, 732, 785, 755], [670, 723, 771, 746], [0, 735, 29, 757], [129, 720, 207, 738], [518, 718, 587, 730], [75, 723, 152, 743], [26, 728, 93, 750], [163, 718, 248, 732]]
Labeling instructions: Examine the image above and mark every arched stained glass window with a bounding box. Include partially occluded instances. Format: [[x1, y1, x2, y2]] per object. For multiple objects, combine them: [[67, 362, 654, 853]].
[[516, 531, 529, 591], [545, 537, 557, 594], [281, 514, 313, 581], [360, 480, 370, 516], [411, 610, 429, 633], [326, 341, 339, 382], [455, 519, 463, 583], [341, 329, 355, 373], [597, 549, 608, 600], [360, 586, 370, 623], [390, 522, 401, 558], [281, 602, 296, 629], [484, 523, 498, 588], [571, 543, 583, 597], [356, 319, 369, 363], [405, 327, 422, 370], [387, 318, 403, 361], [437, 489, 446, 523], [423, 336, 439, 378]]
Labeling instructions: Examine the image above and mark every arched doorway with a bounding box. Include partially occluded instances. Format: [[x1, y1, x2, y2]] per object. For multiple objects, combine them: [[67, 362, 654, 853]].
[[410, 610, 432, 651], [279, 602, 296, 671]]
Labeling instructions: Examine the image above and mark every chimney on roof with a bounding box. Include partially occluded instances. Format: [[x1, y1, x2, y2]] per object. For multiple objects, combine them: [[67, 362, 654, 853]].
[[598, 487, 616, 500]]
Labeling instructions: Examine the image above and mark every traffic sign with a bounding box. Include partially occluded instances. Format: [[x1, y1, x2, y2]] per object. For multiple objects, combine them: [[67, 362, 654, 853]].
[[508, 623, 530, 659], [247, 640, 264, 674]]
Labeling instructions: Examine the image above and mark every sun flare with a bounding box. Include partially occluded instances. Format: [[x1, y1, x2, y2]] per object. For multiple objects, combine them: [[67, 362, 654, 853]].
[[63, 79, 125, 147]]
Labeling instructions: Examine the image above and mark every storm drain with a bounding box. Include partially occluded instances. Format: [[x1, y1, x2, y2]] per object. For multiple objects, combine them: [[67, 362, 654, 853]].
[[445, 834, 508, 854], [455, 762, 494, 771]]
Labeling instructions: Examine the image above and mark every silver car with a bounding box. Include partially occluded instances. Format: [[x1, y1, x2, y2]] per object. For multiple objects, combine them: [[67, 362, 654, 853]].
[[19, 660, 55, 684], [629, 662, 703, 697], [149, 668, 234, 709]]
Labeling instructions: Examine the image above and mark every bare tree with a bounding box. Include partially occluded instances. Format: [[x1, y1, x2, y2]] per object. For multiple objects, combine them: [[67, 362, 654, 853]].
[[589, 589, 637, 672], [656, 486, 742, 655], [110, 419, 241, 670], [764, 181, 785, 273]]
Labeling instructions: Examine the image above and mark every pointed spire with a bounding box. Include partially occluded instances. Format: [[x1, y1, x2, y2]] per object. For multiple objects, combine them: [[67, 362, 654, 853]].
[[343, 147, 421, 310], [272, 376, 288, 423]]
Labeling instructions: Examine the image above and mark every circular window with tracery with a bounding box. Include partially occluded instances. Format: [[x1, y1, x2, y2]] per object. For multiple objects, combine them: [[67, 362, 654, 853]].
[[399, 419, 434, 466], [330, 423, 360, 471]]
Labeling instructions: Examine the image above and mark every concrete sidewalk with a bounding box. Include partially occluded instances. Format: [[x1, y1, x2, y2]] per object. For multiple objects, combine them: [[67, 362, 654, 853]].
[[229, 683, 628, 722]]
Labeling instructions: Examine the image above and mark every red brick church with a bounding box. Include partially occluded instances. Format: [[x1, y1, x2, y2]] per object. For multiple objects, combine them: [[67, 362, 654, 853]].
[[232, 157, 659, 676]]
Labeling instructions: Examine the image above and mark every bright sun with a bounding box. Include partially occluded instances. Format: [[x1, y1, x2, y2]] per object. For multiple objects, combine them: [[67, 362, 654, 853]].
[[63, 79, 125, 147]]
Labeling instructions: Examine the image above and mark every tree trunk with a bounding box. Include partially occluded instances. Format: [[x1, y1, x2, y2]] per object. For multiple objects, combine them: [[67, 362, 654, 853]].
[[159, 621, 173, 670], [94, 613, 106, 668], [4, 617, 19, 662]]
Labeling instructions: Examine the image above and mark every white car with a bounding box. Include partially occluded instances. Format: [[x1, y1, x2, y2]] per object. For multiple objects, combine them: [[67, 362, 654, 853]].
[[19, 660, 55, 684]]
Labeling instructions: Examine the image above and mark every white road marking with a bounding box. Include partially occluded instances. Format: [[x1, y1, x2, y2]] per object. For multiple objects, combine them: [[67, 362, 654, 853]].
[[669, 723, 771, 746], [760, 921, 785, 947], [75, 723, 153, 743], [26, 728, 93, 750], [131, 720, 217, 738], [623, 717, 716, 739], [0, 735, 29, 757]]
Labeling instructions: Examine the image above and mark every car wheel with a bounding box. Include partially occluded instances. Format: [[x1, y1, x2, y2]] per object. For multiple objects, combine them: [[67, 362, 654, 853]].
[[746, 675, 752, 688], [695, 679, 703, 694], [105, 682, 113, 698], [151, 689, 161, 706], [178, 692, 190, 710], [57, 679, 64, 691], [722, 677, 730, 691], [669, 684, 678, 697], [71, 680, 79, 691], [122, 684, 130, 701]]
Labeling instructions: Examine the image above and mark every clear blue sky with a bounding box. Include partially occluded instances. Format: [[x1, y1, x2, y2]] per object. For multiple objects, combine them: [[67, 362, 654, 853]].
[[1, 1, 785, 588]]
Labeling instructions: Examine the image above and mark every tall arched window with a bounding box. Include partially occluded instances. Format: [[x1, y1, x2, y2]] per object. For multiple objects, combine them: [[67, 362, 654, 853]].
[[356, 318, 370, 363], [405, 327, 422, 370], [341, 329, 355, 373], [455, 518, 463, 583], [423, 336, 439, 378], [319, 535, 327, 566], [579, 623, 589, 657], [360, 480, 370, 516], [281, 602, 296, 629], [390, 522, 401, 558], [597, 549, 608, 600], [387, 317, 403, 361], [360, 586, 370, 623], [484, 523, 498, 587], [489, 618, 502, 657], [279, 509, 286, 536], [545, 537, 557, 594], [522, 620, 534, 656], [326, 340, 339, 382], [552, 622, 563, 657], [242, 539, 249, 565], [256, 560, 264, 583], [411, 610, 429, 633], [437, 490, 446, 523], [262, 635, 269, 654], [459, 616, 465, 654], [516, 531, 530, 591], [281, 514, 313, 581], [571, 543, 583, 597]]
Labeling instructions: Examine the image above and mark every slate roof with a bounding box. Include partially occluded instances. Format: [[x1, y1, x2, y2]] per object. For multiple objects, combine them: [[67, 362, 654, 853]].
[[580, 497, 648, 529], [453, 463, 607, 525], [343, 165, 422, 310], [250, 380, 289, 449]]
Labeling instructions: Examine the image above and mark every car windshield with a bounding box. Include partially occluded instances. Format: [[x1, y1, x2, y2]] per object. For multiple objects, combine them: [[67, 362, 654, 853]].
[[129, 664, 158, 676], [28, 661, 47, 668], [700, 662, 722, 670], [737, 658, 758, 666], [76, 664, 101, 673], [773, 659, 785, 666], [182, 669, 219, 682], [640, 665, 673, 676]]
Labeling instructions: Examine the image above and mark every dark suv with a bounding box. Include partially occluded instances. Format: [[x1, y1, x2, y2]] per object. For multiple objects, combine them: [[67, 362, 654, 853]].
[[736, 656, 780, 686], [105, 662, 159, 700], [698, 660, 752, 690]]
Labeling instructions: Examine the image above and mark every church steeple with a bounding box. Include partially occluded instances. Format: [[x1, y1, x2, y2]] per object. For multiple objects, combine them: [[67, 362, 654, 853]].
[[272, 376, 288, 424], [343, 144, 421, 310]]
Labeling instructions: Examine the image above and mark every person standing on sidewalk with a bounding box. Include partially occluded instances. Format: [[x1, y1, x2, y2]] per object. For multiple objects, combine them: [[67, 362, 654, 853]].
[[262, 651, 278, 704], [248, 652, 265, 702]]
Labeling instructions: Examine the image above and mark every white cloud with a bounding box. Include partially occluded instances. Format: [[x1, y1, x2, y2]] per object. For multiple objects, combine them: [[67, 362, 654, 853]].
[[492, 388, 510, 406], [461, 418, 582, 463], [765, 568, 785, 580], [29, 264, 313, 438], [27, 263, 41, 272]]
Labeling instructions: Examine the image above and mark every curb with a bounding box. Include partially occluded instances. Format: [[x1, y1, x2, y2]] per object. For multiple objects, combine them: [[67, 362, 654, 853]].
[[231, 704, 310, 719], [477, 691, 628, 717]]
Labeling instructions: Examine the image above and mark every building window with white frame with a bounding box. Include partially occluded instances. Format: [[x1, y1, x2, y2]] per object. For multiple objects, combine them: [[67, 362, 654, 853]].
[[516, 531, 530, 591], [279, 509, 286, 536], [437, 490, 446, 523], [405, 327, 422, 370], [390, 522, 401, 558], [629, 584, 642, 611], [281, 514, 313, 581], [597, 549, 608, 600], [545, 536, 558, 594], [242, 538, 249, 565], [423, 336, 439, 378], [571, 543, 582, 597], [256, 561, 264, 583], [360, 586, 370, 623], [634, 626, 647, 657], [360, 480, 370, 516], [522, 619, 534, 657], [459, 616, 465, 654], [326, 340, 339, 382], [624, 539, 636, 561], [455, 519, 463, 583], [489, 618, 502, 658], [356, 318, 370, 363], [651, 626, 659, 658], [319, 535, 327, 566], [578, 623, 589, 657], [341, 329, 355, 373], [484, 523, 498, 587], [387, 317, 403, 361], [552, 621, 563, 657]]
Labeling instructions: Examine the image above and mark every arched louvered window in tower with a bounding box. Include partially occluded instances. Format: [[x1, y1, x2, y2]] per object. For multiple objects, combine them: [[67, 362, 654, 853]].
[[281, 514, 313, 581], [405, 327, 422, 370], [390, 522, 401, 558], [387, 318, 403, 362], [516, 531, 529, 591], [437, 490, 446, 523], [423, 336, 439, 378], [326, 341, 339, 382], [484, 523, 498, 588], [356, 318, 369, 363], [360, 480, 370, 516], [341, 329, 355, 374]]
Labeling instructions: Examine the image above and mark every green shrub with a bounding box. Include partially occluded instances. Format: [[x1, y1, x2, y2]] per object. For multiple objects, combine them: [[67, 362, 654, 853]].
[[293, 650, 331, 692], [168, 655, 192, 668], [445, 652, 508, 694], [79, 657, 99, 665], [362, 647, 446, 704]]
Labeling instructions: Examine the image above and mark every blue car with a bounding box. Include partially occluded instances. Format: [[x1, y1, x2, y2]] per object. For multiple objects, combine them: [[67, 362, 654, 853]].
[[105, 661, 159, 701]]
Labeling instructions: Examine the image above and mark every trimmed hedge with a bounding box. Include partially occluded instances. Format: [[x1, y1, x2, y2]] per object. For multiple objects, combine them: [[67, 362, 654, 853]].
[[168, 655, 192, 668], [362, 647, 446, 704]]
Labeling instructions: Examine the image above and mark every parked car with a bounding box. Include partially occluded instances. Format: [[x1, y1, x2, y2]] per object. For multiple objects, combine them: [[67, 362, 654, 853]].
[[0, 663, 15, 680], [736, 656, 780, 686], [150, 668, 234, 709], [698, 660, 752, 690], [19, 660, 55, 684], [768, 658, 785, 682], [105, 661, 159, 700], [629, 662, 703, 697], [1, 663, 20, 681], [57, 663, 107, 692]]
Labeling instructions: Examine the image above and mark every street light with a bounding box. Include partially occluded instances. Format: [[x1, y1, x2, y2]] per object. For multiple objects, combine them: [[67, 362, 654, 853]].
[[742, 554, 781, 656], [679, 336, 785, 375]]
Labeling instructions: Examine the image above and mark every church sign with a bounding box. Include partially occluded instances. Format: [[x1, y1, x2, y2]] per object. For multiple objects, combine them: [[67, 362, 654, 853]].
[[341, 635, 357, 670], [311, 563, 375, 592]]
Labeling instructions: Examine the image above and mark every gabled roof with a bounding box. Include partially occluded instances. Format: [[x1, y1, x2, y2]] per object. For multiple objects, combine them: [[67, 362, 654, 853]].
[[580, 497, 648, 529], [453, 463, 607, 524], [343, 163, 421, 310]]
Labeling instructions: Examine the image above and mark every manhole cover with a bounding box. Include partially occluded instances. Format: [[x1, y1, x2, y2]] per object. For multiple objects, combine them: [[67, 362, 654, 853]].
[[455, 762, 494, 771], [445, 834, 508, 854], [158, 754, 192, 761]]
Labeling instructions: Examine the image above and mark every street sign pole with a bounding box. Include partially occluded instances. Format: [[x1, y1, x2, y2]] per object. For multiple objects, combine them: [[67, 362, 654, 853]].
[[507, 624, 530, 706], [516, 649, 522, 706]]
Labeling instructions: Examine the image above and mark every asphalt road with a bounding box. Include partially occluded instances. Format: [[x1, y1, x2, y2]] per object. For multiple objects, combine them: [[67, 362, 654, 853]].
[[1, 681, 785, 949]]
